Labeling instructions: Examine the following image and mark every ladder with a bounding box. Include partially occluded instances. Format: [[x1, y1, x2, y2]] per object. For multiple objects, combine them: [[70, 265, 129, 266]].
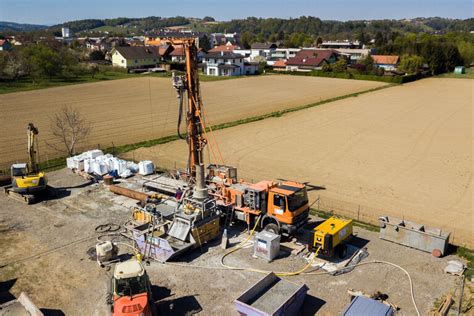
[[224, 205, 235, 228]]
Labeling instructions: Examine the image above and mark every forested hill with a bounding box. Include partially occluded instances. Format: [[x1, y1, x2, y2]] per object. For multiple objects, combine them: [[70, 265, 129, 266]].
[[210, 16, 473, 41], [48, 16, 473, 37], [0, 21, 48, 32]]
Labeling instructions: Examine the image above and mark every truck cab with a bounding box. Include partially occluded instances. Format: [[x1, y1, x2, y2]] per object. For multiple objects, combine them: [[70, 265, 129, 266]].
[[110, 259, 153, 316], [263, 181, 309, 235]]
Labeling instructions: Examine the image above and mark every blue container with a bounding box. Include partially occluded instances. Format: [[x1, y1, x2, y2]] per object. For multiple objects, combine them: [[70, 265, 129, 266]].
[[342, 296, 393, 316]]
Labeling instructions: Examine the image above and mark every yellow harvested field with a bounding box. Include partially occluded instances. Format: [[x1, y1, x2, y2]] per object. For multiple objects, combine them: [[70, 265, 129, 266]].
[[124, 78, 473, 247], [0, 75, 386, 169]]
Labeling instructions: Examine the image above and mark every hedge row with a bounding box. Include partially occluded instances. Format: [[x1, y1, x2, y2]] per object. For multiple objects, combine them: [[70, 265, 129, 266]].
[[268, 69, 426, 84]]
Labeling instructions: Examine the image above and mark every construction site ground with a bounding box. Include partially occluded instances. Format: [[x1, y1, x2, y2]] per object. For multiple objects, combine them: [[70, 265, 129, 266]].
[[0, 168, 466, 315]]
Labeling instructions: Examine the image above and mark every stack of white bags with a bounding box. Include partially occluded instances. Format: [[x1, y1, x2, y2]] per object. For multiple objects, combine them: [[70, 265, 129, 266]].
[[66, 149, 154, 178]]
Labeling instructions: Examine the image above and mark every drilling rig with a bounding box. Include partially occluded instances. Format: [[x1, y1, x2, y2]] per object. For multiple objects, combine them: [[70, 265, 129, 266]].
[[136, 38, 220, 262]]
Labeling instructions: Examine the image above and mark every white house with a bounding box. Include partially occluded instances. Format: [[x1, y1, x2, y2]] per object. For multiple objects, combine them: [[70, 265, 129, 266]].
[[233, 49, 252, 61], [335, 48, 372, 64], [61, 27, 71, 38], [210, 32, 240, 46], [203, 51, 258, 76], [320, 40, 362, 49], [267, 48, 301, 65], [250, 43, 277, 61], [111, 46, 160, 70]]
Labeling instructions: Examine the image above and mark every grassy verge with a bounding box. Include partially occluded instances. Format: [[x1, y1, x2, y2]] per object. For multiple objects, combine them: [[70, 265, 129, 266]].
[[456, 247, 474, 279], [0, 71, 138, 94], [0, 69, 250, 94], [309, 208, 380, 232], [269, 69, 424, 84], [436, 68, 474, 79]]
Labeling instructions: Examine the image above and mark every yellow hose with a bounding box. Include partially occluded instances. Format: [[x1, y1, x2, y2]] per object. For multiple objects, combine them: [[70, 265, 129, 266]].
[[220, 216, 321, 276]]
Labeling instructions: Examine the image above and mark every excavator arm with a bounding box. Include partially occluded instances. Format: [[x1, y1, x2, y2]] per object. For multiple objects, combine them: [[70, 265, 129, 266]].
[[27, 123, 39, 174]]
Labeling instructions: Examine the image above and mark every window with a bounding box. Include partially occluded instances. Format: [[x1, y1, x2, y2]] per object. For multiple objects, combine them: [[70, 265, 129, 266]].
[[135, 59, 138, 63], [273, 194, 286, 210], [12, 167, 26, 177], [153, 59, 156, 62], [287, 189, 308, 212], [121, 59, 124, 64]]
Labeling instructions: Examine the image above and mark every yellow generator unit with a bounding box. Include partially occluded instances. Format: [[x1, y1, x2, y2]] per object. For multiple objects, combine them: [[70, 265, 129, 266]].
[[312, 216, 353, 258]]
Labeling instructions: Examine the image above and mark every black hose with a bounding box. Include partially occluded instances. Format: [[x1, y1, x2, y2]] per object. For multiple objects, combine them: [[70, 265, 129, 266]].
[[177, 92, 185, 140]]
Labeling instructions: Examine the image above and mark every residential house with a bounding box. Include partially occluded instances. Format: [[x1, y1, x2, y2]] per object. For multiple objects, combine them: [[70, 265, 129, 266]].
[[372, 55, 400, 71], [111, 46, 160, 70], [0, 39, 12, 51], [335, 48, 372, 64], [169, 46, 206, 63], [61, 27, 71, 38], [158, 44, 174, 62], [267, 48, 301, 65], [250, 43, 277, 61], [210, 32, 240, 46], [286, 49, 339, 71], [170, 46, 185, 63], [233, 49, 252, 61], [271, 60, 287, 71], [209, 42, 240, 52], [320, 41, 362, 49], [202, 51, 258, 76]]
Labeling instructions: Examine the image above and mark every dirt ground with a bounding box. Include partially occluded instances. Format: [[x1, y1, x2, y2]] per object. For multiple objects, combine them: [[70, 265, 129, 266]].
[[123, 78, 473, 248], [0, 75, 386, 170], [0, 169, 465, 315]]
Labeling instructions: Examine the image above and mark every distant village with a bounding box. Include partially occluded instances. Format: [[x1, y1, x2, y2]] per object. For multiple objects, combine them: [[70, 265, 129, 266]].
[[0, 26, 407, 77]]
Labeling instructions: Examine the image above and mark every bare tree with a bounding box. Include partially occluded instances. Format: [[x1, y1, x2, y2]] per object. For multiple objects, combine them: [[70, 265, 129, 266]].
[[47, 106, 91, 156]]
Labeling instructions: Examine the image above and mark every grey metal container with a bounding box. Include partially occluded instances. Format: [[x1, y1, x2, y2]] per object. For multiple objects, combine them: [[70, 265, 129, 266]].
[[234, 272, 308, 316], [379, 216, 450, 256], [254, 230, 281, 262]]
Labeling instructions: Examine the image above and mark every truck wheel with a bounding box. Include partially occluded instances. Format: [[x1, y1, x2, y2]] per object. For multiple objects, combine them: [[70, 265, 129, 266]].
[[263, 223, 279, 235], [338, 244, 348, 259]]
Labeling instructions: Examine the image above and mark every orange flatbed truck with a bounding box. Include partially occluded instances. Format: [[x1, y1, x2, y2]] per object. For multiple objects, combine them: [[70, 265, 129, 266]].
[[207, 165, 309, 236]]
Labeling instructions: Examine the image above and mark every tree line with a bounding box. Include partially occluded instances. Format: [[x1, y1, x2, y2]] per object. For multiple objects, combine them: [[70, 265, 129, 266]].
[[51, 16, 190, 33], [212, 16, 473, 44], [0, 41, 96, 82]]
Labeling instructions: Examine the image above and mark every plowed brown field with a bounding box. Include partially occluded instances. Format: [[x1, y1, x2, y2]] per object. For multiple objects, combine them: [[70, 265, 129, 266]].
[[0, 75, 386, 169], [124, 78, 473, 247]]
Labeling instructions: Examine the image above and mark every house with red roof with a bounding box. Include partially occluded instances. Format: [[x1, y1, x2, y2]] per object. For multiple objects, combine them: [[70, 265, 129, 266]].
[[169, 46, 206, 63], [209, 43, 239, 53], [286, 49, 339, 71], [372, 55, 400, 71], [271, 59, 287, 71], [0, 39, 12, 51]]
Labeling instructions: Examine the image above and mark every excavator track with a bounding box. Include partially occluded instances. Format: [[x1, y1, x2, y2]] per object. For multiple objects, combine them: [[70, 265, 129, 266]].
[[3, 186, 35, 204]]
